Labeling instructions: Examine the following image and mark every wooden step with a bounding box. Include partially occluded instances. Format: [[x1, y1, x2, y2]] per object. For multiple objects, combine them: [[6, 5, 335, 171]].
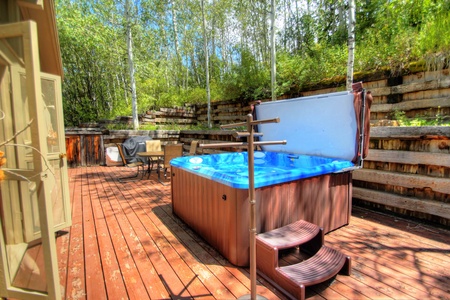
[[257, 220, 323, 253], [256, 220, 324, 289], [277, 245, 351, 300], [256, 220, 351, 300]]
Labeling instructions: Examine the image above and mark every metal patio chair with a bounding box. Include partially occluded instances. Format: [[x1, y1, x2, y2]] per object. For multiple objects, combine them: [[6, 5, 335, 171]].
[[116, 143, 145, 182]]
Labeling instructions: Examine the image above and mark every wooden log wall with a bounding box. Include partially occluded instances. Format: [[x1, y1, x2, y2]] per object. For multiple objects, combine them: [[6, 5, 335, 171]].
[[194, 100, 252, 127], [102, 69, 450, 129], [353, 126, 450, 227], [106, 106, 197, 127], [367, 70, 450, 125], [89, 69, 450, 130], [140, 106, 197, 126]]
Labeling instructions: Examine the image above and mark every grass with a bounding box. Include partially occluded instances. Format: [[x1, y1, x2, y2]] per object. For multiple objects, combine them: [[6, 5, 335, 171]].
[[393, 108, 450, 126]]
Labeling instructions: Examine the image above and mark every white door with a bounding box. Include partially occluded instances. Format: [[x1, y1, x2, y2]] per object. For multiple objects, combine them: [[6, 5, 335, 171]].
[[0, 21, 70, 300]]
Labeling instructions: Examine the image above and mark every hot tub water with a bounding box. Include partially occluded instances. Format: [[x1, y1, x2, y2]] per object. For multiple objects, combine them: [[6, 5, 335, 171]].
[[170, 151, 354, 189]]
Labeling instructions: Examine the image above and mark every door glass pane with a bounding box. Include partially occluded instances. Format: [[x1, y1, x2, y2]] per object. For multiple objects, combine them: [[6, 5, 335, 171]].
[[41, 77, 59, 153], [18, 72, 34, 170], [28, 159, 68, 233]]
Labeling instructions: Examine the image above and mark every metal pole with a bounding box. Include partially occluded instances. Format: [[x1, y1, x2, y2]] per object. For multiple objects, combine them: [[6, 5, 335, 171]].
[[247, 114, 257, 300], [203, 115, 282, 300]]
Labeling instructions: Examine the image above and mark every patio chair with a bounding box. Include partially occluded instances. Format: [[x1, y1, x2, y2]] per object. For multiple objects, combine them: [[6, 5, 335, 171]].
[[157, 143, 183, 185], [145, 140, 162, 173], [146, 140, 162, 152], [116, 143, 145, 182]]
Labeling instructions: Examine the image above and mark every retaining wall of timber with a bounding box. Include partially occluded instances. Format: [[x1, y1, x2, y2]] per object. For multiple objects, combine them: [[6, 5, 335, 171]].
[[353, 126, 450, 227]]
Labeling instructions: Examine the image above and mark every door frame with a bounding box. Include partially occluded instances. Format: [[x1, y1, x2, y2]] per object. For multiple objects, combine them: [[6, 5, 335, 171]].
[[0, 20, 62, 300]]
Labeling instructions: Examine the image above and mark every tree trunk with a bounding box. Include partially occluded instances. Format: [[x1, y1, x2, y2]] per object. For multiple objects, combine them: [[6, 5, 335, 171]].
[[346, 0, 356, 91], [270, 0, 276, 101], [201, 0, 211, 128], [126, 0, 139, 129], [171, 0, 182, 87]]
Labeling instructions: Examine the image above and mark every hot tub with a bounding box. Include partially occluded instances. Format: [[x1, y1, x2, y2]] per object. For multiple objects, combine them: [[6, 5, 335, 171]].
[[171, 151, 354, 189], [170, 89, 371, 266], [171, 151, 354, 266]]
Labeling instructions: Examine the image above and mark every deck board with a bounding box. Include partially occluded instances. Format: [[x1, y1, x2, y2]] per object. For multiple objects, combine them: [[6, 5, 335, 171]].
[[325, 218, 450, 299], [65, 167, 87, 300], [13, 166, 450, 299]]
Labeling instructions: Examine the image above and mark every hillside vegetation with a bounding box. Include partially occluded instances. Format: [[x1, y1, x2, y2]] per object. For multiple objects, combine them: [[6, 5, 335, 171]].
[[56, 0, 450, 126]]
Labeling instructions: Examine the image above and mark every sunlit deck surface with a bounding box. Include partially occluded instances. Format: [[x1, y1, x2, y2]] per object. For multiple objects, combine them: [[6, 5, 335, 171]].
[[54, 166, 449, 299]]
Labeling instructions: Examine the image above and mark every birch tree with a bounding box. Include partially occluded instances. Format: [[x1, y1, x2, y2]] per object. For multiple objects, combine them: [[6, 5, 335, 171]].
[[171, 0, 183, 87], [200, 0, 211, 128], [346, 0, 355, 90], [270, 0, 276, 101], [125, 0, 139, 129]]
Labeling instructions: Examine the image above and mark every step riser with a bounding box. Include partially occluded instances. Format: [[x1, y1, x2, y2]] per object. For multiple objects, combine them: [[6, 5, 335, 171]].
[[256, 220, 351, 300]]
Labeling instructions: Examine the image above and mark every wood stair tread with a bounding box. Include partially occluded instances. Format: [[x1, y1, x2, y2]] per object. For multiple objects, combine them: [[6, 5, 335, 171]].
[[257, 220, 321, 250], [277, 245, 350, 287], [256, 220, 351, 299]]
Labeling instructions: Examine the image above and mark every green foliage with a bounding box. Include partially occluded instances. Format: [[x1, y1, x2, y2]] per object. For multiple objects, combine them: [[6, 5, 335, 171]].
[[353, 0, 450, 74], [183, 87, 207, 104], [393, 108, 449, 126], [56, 0, 450, 126], [416, 10, 450, 70], [309, 44, 348, 80], [276, 52, 312, 93], [356, 26, 419, 74], [220, 49, 271, 100]]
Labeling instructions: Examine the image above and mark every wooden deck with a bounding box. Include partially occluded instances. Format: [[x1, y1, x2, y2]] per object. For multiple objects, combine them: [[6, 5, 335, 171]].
[[20, 166, 450, 299]]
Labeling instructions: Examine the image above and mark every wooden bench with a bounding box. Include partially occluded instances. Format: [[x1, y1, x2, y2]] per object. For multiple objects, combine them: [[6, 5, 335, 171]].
[[256, 220, 351, 300]]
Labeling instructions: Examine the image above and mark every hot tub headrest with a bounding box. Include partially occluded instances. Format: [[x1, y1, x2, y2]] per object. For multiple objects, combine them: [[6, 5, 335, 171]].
[[255, 83, 372, 163], [352, 83, 373, 162]]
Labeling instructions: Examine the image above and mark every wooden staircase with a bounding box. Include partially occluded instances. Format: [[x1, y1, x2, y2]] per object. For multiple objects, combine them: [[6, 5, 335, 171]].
[[256, 220, 351, 300]]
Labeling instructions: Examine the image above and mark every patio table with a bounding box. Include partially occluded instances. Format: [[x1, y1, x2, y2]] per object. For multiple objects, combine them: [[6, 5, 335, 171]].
[[137, 151, 164, 179]]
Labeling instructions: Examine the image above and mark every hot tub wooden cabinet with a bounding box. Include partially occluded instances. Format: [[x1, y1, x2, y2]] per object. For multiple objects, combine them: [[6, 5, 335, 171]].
[[171, 166, 352, 267]]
